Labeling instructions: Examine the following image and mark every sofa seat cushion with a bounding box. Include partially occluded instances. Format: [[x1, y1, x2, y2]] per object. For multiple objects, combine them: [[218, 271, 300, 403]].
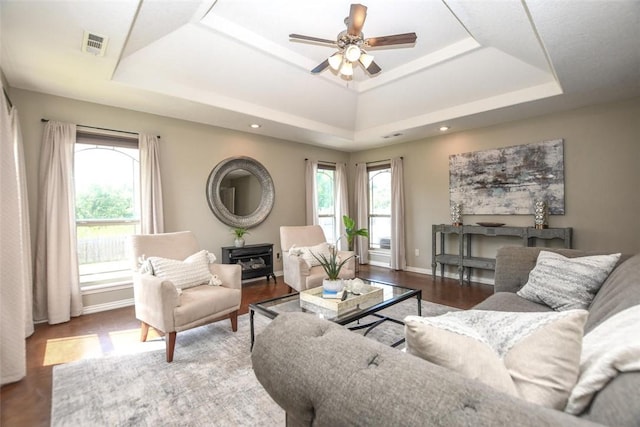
[[473, 292, 553, 313], [516, 251, 621, 311], [174, 285, 241, 328], [405, 309, 588, 409]]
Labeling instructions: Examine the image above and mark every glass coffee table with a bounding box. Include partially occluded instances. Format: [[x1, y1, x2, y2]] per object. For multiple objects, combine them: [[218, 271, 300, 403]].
[[249, 279, 421, 349]]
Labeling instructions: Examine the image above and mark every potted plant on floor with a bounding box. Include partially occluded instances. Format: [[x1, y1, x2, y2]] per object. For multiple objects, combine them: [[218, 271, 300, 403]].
[[231, 227, 249, 247], [311, 242, 354, 295], [343, 215, 369, 252]]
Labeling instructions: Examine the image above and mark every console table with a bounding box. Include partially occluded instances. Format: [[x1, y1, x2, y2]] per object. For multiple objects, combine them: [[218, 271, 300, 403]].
[[432, 224, 572, 285], [221, 243, 276, 283]]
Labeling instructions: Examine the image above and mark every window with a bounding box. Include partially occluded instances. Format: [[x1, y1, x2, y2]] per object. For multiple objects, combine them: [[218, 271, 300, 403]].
[[74, 133, 140, 287], [316, 165, 336, 243], [368, 165, 391, 250]]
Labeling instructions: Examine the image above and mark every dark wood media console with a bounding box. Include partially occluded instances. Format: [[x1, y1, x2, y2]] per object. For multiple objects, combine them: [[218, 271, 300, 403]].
[[221, 243, 276, 283]]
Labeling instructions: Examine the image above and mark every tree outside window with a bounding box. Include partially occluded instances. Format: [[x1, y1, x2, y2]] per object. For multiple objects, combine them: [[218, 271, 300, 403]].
[[316, 166, 336, 243], [368, 167, 391, 249], [74, 142, 140, 286]]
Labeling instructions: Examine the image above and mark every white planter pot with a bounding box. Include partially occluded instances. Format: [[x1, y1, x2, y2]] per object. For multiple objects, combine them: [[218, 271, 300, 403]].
[[322, 278, 344, 293], [234, 237, 245, 248]]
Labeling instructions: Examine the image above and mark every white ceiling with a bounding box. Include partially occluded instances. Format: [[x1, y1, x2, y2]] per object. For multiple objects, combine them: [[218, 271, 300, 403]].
[[2, 0, 639, 152]]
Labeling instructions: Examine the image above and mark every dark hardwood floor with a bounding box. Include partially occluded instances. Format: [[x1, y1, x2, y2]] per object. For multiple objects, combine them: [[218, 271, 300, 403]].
[[0, 265, 493, 427]]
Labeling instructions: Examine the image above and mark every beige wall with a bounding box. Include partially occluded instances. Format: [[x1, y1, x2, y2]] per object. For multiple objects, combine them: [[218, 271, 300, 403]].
[[350, 96, 640, 280], [10, 88, 349, 307], [9, 87, 640, 306]]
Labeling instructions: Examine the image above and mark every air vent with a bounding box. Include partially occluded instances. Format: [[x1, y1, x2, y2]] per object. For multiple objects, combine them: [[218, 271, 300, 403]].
[[82, 31, 108, 56], [382, 132, 403, 139]]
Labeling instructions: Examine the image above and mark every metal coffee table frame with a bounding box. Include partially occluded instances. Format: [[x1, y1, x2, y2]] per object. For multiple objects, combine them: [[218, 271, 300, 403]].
[[249, 280, 422, 350]]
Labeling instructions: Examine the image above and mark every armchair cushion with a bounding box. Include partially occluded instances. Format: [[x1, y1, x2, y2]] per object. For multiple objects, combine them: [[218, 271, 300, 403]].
[[174, 285, 242, 329], [142, 249, 216, 290]]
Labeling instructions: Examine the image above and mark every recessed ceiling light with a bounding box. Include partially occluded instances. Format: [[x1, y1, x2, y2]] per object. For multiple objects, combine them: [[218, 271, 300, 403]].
[[439, 126, 450, 132], [250, 124, 261, 129]]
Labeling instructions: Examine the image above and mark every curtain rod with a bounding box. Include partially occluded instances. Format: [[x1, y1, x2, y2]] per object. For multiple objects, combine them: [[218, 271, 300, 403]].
[[356, 156, 403, 165], [41, 118, 160, 139], [3, 88, 13, 109], [305, 158, 336, 164]]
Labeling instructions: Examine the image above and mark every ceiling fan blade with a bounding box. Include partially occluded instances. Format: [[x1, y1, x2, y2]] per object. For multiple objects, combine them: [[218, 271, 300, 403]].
[[311, 59, 330, 74], [347, 4, 367, 36], [364, 60, 382, 75], [365, 32, 417, 47], [289, 33, 337, 46]]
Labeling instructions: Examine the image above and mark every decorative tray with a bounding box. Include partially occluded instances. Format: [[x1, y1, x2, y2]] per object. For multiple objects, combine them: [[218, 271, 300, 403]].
[[476, 222, 506, 227], [300, 284, 383, 317]]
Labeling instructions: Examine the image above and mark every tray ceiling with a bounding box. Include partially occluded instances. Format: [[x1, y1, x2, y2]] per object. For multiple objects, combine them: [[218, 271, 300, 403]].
[[2, 0, 638, 151]]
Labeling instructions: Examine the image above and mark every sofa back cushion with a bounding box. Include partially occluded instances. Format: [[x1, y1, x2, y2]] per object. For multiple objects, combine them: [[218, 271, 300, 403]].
[[515, 251, 621, 311], [584, 253, 640, 333], [494, 247, 593, 294], [494, 247, 629, 295], [578, 254, 640, 426]]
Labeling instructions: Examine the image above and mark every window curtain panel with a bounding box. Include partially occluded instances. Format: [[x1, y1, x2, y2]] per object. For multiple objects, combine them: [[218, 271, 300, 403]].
[[305, 159, 318, 226], [335, 162, 349, 251], [139, 133, 164, 234], [1, 90, 34, 385], [390, 157, 406, 270], [355, 163, 369, 264], [33, 121, 82, 324]]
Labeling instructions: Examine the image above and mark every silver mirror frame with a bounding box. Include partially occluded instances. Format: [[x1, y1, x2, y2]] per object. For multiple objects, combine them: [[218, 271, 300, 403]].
[[206, 156, 275, 228]]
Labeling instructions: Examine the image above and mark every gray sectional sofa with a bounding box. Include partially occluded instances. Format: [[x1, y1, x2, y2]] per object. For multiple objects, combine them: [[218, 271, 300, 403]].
[[252, 247, 640, 426]]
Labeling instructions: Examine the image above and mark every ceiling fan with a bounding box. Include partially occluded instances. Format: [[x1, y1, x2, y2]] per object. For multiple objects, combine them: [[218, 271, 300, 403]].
[[289, 3, 417, 79]]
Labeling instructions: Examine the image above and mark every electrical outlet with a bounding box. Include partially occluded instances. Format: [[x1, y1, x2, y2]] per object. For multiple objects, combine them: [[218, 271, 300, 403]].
[[414, 249, 419, 256]]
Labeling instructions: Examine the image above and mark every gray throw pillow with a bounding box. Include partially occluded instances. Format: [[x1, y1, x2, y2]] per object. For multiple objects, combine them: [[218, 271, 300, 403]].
[[517, 251, 621, 310]]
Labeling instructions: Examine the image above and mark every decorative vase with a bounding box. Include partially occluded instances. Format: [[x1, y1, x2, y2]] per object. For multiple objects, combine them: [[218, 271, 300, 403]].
[[451, 203, 463, 226], [322, 278, 344, 293], [533, 199, 548, 229], [234, 237, 245, 248]]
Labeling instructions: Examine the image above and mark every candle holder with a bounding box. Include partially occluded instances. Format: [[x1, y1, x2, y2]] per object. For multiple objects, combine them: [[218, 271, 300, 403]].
[[533, 199, 548, 229], [451, 203, 463, 226]]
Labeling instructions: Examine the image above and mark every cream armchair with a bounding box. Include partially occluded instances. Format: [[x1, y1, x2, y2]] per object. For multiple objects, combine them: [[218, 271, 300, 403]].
[[130, 231, 242, 362], [280, 225, 355, 292]]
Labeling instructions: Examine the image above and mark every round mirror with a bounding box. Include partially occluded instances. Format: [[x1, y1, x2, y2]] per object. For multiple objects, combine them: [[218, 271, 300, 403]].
[[206, 156, 275, 228]]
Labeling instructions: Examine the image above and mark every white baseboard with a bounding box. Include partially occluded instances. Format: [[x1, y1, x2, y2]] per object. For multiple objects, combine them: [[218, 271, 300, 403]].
[[376, 264, 495, 286], [83, 298, 134, 315], [368, 260, 390, 268]]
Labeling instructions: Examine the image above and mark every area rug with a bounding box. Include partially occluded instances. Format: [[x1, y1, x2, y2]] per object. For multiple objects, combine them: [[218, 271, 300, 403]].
[[51, 300, 456, 426]]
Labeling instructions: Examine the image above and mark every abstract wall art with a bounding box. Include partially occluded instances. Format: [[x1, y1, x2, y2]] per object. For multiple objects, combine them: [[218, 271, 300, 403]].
[[449, 139, 565, 215]]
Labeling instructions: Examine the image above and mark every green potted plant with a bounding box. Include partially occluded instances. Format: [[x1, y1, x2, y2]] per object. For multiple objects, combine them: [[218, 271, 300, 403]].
[[231, 227, 249, 247], [311, 242, 354, 295], [343, 215, 369, 252]]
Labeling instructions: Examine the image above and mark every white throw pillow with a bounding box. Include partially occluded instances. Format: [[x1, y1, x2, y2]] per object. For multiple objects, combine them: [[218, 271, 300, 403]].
[[565, 304, 640, 414], [405, 309, 588, 409], [145, 250, 213, 289], [517, 251, 621, 310], [290, 242, 331, 268]]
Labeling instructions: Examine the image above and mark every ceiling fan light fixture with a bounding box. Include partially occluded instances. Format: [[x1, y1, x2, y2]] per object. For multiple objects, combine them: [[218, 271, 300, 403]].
[[290, 3, 417, 79], [344, 44, 361, 62], [339, 61, 353, 76], [359, 51, 374, 68], [328, 53, 343, 71]]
